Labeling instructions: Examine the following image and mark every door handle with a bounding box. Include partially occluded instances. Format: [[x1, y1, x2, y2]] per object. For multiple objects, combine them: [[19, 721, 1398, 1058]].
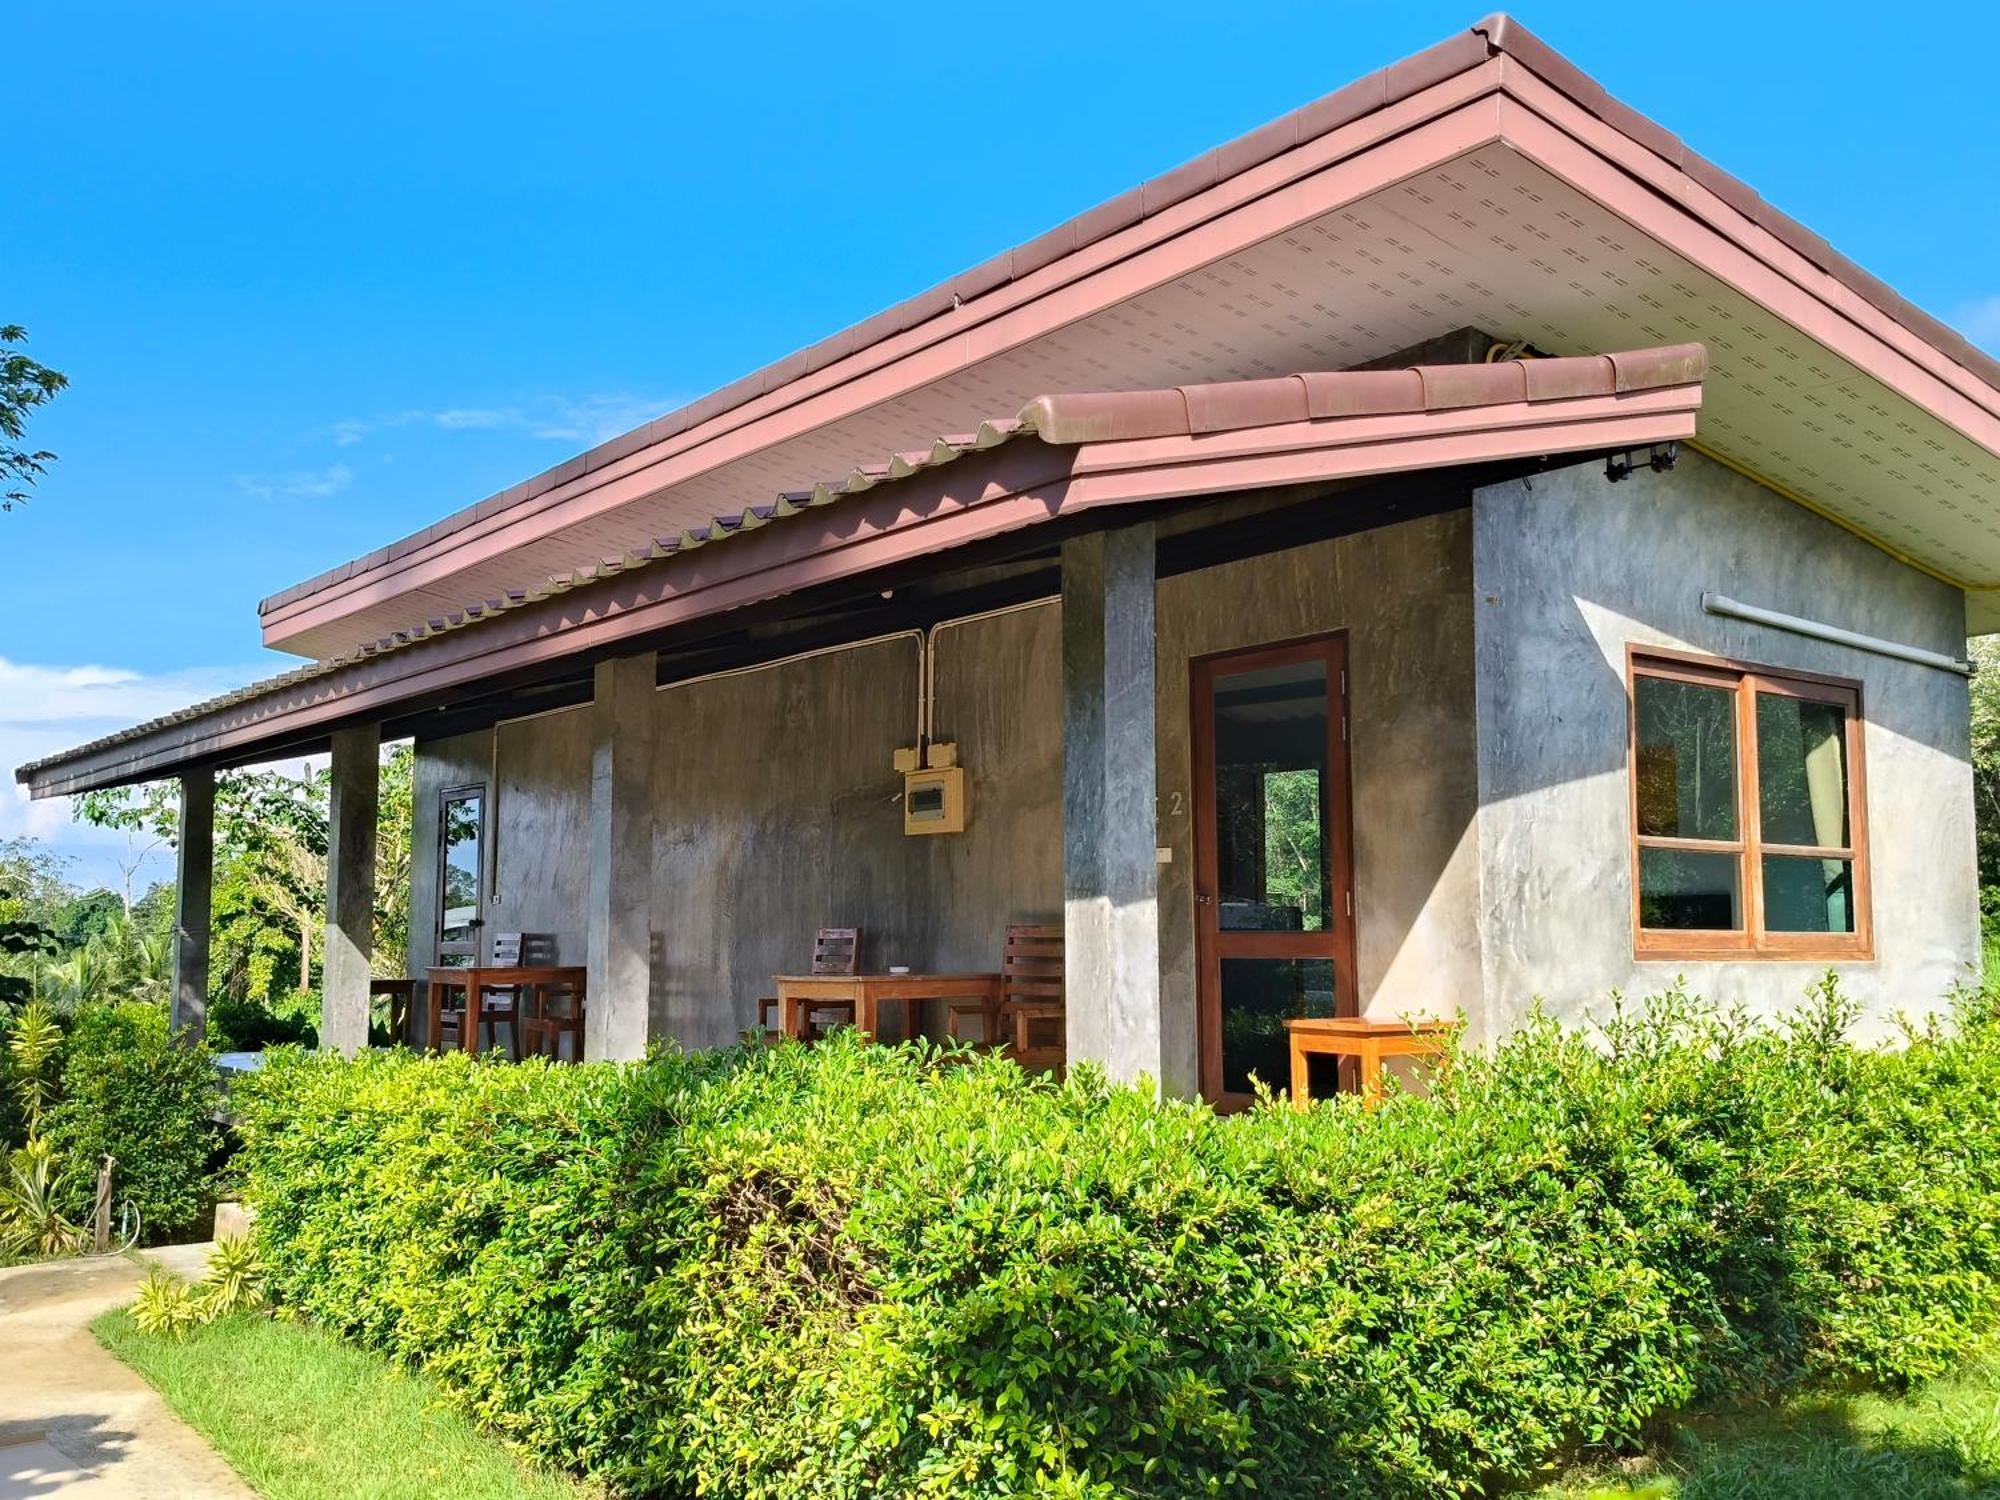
[[1196, 892, 1215, 907]]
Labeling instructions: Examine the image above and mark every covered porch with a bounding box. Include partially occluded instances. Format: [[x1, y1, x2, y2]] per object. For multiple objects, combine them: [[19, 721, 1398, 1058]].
[[16, 341, 1705, 1105]]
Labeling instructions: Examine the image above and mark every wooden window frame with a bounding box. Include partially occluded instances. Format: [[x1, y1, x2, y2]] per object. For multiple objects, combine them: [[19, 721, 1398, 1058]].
[[1627, 646, 1872, 962]]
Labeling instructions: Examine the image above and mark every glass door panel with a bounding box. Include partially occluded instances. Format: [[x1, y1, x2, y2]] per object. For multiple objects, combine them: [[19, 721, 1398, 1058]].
[[437, 787, 485, 962], [1193, 635, 1355, 1108]]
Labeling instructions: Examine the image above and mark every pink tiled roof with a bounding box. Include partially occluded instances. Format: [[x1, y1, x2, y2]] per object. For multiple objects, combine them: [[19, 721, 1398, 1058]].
[[258, 12, 1994, 630], [1022, 345, 1706, 444]]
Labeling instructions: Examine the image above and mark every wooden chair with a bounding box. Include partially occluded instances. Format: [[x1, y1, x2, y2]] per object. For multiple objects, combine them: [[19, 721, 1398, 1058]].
[[757, 927, 861, 1039], [474, 932, 556, 1059], [518, 971, 588, 1062], [948, 924, 1064, 1071]]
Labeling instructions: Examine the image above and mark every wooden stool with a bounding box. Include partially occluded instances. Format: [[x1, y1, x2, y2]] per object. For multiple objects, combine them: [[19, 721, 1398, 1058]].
[[1284, 1017, 1457, 1108]]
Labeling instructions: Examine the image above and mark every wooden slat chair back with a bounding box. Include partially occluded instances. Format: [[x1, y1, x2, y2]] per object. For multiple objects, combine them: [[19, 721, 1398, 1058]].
[[1000, 924, 1064, 1070], [757, 927, 862, 1038], [946, 923, 1065, 1072], [491, 932, 557, 966]]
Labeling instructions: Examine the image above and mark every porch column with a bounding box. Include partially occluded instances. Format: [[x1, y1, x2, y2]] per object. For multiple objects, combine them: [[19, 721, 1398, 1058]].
[[1061, 523, 1165, 1088], [321, 724, 379, 1055], [587, 651, 656, 1061], [170, 768, 213, 1043]]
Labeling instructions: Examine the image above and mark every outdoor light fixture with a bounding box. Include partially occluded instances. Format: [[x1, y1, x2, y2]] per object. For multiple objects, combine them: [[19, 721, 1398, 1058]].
[[1604, 441, 1679, 482]]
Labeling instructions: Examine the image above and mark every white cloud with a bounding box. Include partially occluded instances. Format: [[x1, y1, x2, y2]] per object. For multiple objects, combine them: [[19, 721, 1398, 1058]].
[[1955, 295, 2000, 353], [328, 393, 672, 449], [0, 657, 276, 890], [235, 463, 352, 502]]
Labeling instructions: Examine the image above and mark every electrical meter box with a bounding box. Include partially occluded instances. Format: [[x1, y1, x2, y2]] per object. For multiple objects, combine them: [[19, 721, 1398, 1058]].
[[903, 765, 967, 835]]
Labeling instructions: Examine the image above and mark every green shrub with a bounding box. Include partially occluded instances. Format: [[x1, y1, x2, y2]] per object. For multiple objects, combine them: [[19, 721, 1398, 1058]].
[[236, 981, 2000, 1499], [42, 1001, 223, 1243], [207, 995, 316, 1053]]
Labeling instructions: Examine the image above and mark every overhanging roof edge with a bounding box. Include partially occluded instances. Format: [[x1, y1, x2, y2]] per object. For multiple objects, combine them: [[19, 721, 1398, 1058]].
[[19, 348, 1705, 799], [255, 14, 2000, 639]]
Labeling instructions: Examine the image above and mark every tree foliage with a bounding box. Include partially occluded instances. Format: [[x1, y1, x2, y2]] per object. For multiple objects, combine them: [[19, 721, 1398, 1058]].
[[1971, 638, 2000, 893], [75, 745, 414, 1016], [0, 324, 67, 511]]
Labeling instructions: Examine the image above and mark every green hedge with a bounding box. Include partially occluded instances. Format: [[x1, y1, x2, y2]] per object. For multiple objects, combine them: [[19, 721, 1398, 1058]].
[[236, 980, 2000, 1498], [41, 1001, 224, 1243]]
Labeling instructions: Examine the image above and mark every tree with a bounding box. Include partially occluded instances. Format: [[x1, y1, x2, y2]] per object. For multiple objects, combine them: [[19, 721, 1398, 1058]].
[[0, 326, 67, 510], [0, 841, 68, 1007], [75, 742, 416, 1012]]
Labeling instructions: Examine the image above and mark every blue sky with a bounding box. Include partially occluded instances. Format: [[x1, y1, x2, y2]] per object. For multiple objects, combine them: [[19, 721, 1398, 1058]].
[[5, 0, 1997, 886]]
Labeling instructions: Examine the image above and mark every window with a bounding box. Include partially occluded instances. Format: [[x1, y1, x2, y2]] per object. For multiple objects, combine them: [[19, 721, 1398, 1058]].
[[1629, 651, 1869, 959]]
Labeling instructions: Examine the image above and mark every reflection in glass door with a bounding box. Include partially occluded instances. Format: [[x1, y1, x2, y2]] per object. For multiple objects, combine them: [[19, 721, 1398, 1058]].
[[1192, 635, 1356, 1108], [436, 785, 485, 963]]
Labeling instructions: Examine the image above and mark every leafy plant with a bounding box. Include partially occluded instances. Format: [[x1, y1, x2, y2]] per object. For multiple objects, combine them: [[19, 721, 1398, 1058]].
[[4, 999, 64, 1132], [233, 983, 2000, 1499], [199, 1233, 266, 1318], [125, 1235, 266, 1341], [0, 324, 66, 511], [42, 1002, 221, 1243], [130, 1263, 204, 1339], [0, 1137, 84, 1258]]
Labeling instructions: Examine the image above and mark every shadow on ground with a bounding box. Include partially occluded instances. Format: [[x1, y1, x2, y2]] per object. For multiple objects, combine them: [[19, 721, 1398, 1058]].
[[0, 1414, 136, 1497]]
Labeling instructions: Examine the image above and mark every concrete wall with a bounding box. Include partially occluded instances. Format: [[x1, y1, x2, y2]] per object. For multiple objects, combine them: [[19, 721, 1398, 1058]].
[[413, 614, 1066, 1053], [1472, 449, 1977, 1041], [408, 707, 593, 974], [1152, 510, 1481, 1093], [649, 617, 1063, 1049], [407, 507, 1480, 1080]]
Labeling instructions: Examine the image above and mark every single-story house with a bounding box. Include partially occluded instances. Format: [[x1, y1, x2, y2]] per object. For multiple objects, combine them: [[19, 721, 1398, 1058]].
[[19, 15, 1995, 1104]]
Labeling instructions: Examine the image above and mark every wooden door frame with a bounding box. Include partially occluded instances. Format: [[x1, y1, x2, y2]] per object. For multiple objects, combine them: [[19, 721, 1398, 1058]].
[[1190, 630, 1358, 1108]]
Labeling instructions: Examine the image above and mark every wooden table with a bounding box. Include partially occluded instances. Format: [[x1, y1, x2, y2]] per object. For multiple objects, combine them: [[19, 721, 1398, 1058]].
[[1284, 1016, 1458, 1108], [425, 966, 588, 1055], [774, 972, 1003, 1044]]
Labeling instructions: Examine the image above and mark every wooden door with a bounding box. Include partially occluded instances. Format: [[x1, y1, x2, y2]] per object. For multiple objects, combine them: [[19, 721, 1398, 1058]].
[[1191, 633, 1356, 1109]]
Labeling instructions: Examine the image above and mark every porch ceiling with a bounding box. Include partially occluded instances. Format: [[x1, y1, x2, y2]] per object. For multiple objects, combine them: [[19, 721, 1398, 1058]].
[[256, 17, 2000, 661], [15, 347, 1704, 799]]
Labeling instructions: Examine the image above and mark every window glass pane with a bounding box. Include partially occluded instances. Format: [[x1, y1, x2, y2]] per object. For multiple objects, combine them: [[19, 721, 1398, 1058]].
[[1634, 677, 1737, 840], [1638, 848, 1741, 931], [1219, 957, 1335, 1097], [440, 792, 483, 950], [1213, 660, 1330, 932], [1756, 694, 1850, 849], [1762, 855, 1855, 934]]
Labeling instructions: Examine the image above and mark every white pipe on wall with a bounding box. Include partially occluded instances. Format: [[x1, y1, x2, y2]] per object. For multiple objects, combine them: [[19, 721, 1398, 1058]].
[[923, 596, 1059, 742], [1701, 592, 1972, 677], [657, 629, 929, 743]]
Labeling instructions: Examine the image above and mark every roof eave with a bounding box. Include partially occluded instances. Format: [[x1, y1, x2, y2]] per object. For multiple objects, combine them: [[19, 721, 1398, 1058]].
[[20, 350, 1706, 799]]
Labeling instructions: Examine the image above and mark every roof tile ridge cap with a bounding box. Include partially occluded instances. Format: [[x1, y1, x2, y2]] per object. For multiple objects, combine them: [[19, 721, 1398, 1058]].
[[1469, 13, 1513, 54], [1016, 387, 1192, 445]]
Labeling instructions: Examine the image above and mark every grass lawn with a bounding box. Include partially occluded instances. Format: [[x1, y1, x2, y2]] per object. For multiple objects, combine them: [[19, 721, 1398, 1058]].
[[93, 1306, 597, 1500], [94, 1299, 2000, 1500], [1539, 1347, 2000, 1499]]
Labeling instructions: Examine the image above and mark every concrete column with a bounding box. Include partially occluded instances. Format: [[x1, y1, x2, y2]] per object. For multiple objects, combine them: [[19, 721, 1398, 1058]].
[[321, 725, 379, 1055], [587, 652, 656, 1061], [170, 768, 214, 1043], [1061, 523, 1165, 1089]]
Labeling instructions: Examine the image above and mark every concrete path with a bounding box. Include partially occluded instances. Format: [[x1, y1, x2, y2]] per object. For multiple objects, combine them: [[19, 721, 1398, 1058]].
[[0, 1246, 256, 1499]]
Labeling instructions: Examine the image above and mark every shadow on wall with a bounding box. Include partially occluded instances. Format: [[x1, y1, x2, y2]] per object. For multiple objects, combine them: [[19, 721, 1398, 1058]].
[[1474, 453, 1969, 812]]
